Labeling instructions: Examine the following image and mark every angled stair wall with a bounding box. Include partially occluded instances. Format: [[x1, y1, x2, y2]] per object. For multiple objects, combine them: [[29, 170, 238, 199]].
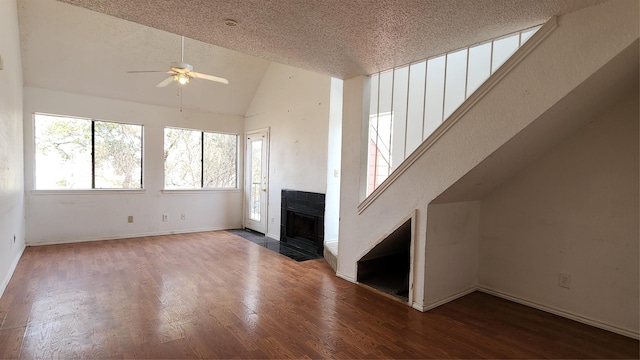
[[337, 0, 639, 336]]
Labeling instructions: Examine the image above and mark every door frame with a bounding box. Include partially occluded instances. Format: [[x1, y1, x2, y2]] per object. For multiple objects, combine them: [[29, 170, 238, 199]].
[[243, 128, 270, 234]]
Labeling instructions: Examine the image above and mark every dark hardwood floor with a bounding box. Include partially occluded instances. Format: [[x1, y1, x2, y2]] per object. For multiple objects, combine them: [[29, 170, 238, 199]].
[[0, 231, 637, 359]]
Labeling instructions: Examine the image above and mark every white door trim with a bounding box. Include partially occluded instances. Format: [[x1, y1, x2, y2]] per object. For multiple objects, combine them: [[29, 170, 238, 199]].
[[243, 128, 270, 234]]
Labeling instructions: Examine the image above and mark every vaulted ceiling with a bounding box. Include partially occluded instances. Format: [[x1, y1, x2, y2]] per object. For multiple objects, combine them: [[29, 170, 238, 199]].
[[18, 0, 607, 115]]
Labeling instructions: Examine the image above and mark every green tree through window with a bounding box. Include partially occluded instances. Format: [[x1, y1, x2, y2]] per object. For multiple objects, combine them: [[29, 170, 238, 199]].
[[164, 127, 237, 189], [34, 113, 142, 189]]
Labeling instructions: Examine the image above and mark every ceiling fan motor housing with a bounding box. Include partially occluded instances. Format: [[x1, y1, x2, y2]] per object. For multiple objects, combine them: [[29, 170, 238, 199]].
[[170, 62, 193, 73]]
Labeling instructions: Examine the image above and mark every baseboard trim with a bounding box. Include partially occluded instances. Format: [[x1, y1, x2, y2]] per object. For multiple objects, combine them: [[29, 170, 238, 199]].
[[420, 286, 478, 312], [26, 225, 243, 246], [412, 302, 427, 312], [1, 244, 26, 299], [478, 286, 639, 340], [336, 272, 356, 282]]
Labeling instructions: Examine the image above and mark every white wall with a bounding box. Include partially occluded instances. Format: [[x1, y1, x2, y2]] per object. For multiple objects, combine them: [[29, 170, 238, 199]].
[[325, 78, 343, 243], [425, 201, 480, 306], [479, 92, 639, 336], [337, 75, 368, 279], [23, 87, 244, 245], [338, 0, 639, 312], [244, 63, 331, 239], [0, 0, 26, 297]]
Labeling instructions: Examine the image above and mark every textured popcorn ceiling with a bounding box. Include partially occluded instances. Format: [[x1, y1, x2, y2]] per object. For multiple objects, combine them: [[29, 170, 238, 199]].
[[20, 0, 608, 114], [58, 0, 607, 79]]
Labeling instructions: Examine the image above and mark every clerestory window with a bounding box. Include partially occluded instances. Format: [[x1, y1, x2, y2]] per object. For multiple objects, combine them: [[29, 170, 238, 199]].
[[367, 25, 542, 195]]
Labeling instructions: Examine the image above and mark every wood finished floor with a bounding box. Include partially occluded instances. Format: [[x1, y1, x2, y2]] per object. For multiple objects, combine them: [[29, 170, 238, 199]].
[[0, 231, 637, 359]]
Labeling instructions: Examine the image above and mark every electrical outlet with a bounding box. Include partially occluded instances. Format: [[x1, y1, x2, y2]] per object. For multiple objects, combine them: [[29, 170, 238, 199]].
[[127, 216, 134, 223], [559, 273, 571, 289], [271, 218, 274, 224], [181, 213, 186, 220], [162, 214, 168, 222], [13, 235, 16, 243]]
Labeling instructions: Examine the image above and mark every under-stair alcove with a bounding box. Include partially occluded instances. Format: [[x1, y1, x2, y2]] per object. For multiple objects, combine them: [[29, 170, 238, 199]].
[[357, 214, 415, 303]]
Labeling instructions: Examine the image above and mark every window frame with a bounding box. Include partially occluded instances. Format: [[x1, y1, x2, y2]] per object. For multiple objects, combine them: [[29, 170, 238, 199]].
[[364, 24, 544, 197], [32, 112, 144, 192], [162, 126, 240, 191]]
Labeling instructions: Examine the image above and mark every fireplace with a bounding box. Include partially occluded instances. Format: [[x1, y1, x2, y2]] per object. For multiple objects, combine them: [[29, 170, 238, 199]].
[[281, 190, 325, 255]]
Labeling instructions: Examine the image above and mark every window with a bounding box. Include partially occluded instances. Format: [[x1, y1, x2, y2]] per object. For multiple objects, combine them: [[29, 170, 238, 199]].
[[164, 127, 238, 189], [34, 113, 143, 190], [366, 25, 542, 196]]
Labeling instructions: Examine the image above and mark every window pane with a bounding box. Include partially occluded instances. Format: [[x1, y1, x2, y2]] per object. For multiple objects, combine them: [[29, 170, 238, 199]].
[[520, 26, 540, 45], [406, 61, 426, 155], [369, 74, 379, 116], [203, 132, 237, 188], [249, 139, 262, 221], [391, 65, 409, 170], [94, 121, 142, 189], [378, 70, 393, 114], [492, 34, 520, 73], [164, 128, 202, 189], [444, 48, 468, 120], [424, 55, 446, 138], [374, 112, 393, 187], [467, 42, 492, 97], [367, 74, 379, 193], [374, 70, 393, 186], [34, 114, 91, 189]]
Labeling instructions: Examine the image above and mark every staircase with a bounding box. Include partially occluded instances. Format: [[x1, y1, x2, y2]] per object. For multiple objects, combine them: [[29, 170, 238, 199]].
[[336, 0, 639, 324]]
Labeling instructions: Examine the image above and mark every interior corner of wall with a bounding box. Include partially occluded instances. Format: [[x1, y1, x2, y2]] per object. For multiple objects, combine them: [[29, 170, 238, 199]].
[[0, 244, 25, 299]]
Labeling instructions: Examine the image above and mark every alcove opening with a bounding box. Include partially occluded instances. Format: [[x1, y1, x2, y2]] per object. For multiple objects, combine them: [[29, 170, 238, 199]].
[[357, 218, 412, 303]]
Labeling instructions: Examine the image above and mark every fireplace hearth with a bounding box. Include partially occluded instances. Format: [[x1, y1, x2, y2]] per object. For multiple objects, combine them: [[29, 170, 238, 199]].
[[281, 190, 325, 256]]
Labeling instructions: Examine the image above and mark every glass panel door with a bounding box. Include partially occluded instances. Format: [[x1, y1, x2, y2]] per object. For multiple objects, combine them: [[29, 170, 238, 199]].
[[249, 139, 262, 222], [244, 130, 268, 233]]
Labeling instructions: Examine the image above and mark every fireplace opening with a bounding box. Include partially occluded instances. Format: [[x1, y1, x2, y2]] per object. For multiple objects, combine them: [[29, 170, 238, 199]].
[[287, 212, 316, 241], [357, 218, 412, 303]]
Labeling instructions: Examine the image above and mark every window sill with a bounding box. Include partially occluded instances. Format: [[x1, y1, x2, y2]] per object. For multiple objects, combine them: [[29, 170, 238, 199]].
[[161, 188, 240, 194], [31, 189, 147, 195]]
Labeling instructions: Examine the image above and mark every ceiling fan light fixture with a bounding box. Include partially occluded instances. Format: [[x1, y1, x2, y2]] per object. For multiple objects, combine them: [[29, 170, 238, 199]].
[[175, 73, 190, 85]]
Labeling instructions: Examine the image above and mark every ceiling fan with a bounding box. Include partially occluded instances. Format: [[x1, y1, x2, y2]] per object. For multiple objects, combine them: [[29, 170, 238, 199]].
[[127, 36, 229, 88]]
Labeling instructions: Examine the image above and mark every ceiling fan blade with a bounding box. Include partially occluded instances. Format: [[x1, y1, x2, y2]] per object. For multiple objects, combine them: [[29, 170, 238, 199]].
[[127, 70, 169, 73], [190, 71, 229, 84], [156, 76, 175, 88]]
